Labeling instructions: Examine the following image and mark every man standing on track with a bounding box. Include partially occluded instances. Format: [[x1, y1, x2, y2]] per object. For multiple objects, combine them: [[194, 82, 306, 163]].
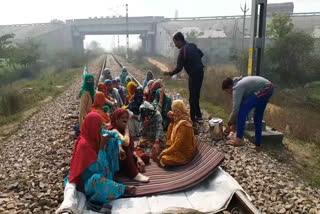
[[164, 32, 205, 123]]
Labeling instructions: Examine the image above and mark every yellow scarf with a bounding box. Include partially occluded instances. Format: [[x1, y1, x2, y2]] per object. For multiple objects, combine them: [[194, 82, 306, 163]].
[[171, 100, 193, 142]]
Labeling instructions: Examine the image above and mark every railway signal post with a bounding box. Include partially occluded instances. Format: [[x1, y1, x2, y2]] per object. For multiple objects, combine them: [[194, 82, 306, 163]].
[[248, 0, 267, 76], [246, 0, 284, 146]]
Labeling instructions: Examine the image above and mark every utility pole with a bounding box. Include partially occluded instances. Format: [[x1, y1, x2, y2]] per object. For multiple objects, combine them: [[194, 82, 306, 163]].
[[107, 6, 127, 55], [241, 2, 249, 50], [117, 35, 120, 51], [112, 35, 115, 50], [174, 9, 179, 20], [126, 3, 129, 59]]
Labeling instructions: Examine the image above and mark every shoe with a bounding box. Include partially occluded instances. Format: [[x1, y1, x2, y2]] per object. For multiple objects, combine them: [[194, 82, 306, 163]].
[[133, 173, 149, 183]]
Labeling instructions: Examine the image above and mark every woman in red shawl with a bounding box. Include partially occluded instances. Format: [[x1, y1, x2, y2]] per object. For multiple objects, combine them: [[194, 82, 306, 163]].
[[98, 82, 108, 98], [90, 91, 110, 124], [65, 112, 135, 205], [108, 108, 150, 183]]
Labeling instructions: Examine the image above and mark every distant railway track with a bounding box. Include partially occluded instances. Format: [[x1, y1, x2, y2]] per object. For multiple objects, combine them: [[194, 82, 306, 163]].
[[110, 54, 142, 88], [96, 54, 261, 214], [95, 55, 107, 88], [96, 54, 143, 88]]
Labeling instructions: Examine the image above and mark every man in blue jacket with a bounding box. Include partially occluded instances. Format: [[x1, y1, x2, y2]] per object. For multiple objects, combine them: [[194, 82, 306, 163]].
[[164, 32, 205, 123]]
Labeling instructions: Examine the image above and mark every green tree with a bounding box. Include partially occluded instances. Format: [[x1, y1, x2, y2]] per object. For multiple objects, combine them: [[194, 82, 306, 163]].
[[186, 30, 203, 44], [50, 19, 64, 24], [12, 38, 40, 67], [236, 49, 249, 76], [266, 14, 315, 86], [0, 33, 15, 59], [87, 40, 105, 55], [267, 14, 294, 39], [54, 49, 73, 71], [186, 30, 204, 44], [186, 31, 199, 43]]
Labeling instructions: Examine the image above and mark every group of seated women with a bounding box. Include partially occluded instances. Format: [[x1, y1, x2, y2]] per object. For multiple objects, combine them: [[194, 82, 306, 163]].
[[67, 67, 197, 209]]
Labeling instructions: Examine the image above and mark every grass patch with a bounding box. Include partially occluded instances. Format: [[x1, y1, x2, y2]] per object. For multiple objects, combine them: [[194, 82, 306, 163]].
[[308, 81, 320, 104], [284, 138, 320, 186], [0, 113, 23, 127], [0, 87, 22, 116], [309, 81, 320, 87], [165, 80, 188, 95], [18, 67, 81, 108], [199, 100, 229, 121], [0, 67, 82, 127]]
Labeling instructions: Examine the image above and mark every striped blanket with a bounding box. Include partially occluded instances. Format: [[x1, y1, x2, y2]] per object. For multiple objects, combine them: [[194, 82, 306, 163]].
[[119, 141, 224, 196]]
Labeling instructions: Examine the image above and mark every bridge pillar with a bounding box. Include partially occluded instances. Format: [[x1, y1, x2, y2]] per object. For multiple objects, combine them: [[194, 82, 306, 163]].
[[71, 27, 84, 56], [72, 35, 84, 56], [140, 32, 156, 55]]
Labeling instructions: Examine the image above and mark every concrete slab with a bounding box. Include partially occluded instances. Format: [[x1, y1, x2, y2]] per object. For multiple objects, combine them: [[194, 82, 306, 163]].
[[245, 120, 266, 131], [244, 126, 283, 146]]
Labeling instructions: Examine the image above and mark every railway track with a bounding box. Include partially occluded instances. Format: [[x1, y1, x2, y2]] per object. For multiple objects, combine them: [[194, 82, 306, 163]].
[[110, 53, 142, 88], [96, 54, 142, 87], [98, 54, 261, 214], [1, 54, 316, 214]]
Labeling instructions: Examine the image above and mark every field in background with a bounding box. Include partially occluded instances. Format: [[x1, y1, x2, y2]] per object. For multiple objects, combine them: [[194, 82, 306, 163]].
[[136, 57, 320, 187]]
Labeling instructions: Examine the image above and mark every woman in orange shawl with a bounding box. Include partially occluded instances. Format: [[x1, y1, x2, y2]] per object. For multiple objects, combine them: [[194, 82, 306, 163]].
[[98, 82, 108, 98], [126, 82, 137, 103], [98, 82, 117, 115], [90, 91, 110, 124], [157, 100, 197, 167]]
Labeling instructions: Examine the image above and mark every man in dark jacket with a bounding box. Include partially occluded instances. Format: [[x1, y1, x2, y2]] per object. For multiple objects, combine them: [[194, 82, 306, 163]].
[[164, 32, 204, 123]]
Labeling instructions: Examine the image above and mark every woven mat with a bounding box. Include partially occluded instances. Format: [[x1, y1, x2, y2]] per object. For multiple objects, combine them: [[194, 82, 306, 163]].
[[120, 141, 224, 196]]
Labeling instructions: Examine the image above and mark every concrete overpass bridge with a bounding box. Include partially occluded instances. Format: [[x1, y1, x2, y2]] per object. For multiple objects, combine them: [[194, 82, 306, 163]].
[[66, 16, 165, 55], [0, 16, 166, 56], [0, 11, 320, 58]]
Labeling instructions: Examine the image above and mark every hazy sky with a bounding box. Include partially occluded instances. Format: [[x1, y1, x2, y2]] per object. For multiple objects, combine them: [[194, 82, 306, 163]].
[[1, 0, 320, 49], [1, 0, 320, 24]]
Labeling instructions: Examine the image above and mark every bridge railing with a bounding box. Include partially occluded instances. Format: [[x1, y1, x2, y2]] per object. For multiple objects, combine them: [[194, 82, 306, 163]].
[[166, 12, 320, 21]]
